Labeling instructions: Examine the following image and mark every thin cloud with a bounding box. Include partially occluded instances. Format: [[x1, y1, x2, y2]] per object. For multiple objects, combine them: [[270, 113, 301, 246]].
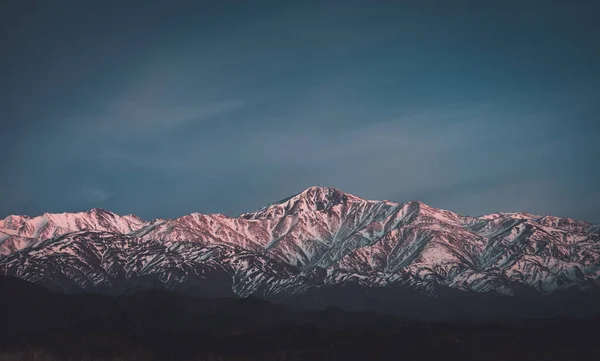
[[73, 187, 112, 203], [77, 99, 246, 137]]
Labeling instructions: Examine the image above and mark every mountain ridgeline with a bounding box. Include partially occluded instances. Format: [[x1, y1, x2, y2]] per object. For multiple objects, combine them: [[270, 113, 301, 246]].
[[1, 186, 599, 318]]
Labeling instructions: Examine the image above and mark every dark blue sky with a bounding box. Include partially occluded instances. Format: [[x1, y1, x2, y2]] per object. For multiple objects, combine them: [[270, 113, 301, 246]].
[[1, 0, 599, 222]]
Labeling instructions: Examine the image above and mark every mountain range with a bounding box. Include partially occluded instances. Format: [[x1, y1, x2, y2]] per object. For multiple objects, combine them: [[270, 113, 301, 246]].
[[1, 186, 599, 306]]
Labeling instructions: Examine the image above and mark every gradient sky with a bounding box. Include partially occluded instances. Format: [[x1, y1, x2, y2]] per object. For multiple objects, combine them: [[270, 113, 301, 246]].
[[1, 0, 599, 222]]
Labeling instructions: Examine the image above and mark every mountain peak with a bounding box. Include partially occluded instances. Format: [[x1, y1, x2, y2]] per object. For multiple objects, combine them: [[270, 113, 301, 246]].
[[87, 207, 111, 213], [0, 208, 148, 254], [241, 186, 363, 220], [297, 186, 361, 202], [302, 185, 343, 193]]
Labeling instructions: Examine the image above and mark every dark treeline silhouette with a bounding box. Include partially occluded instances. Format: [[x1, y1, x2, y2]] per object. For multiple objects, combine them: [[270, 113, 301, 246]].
[[1, 276, 600, 361]]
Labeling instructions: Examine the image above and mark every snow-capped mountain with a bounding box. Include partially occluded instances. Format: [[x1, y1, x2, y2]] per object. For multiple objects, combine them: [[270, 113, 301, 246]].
[[1, 186, 599, 299], [0, 208, 145, 255]]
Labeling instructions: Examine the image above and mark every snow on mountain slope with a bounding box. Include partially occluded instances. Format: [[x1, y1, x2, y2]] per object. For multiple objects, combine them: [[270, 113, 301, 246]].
[[0, 187, 598, 298], [0, 209, 147, 255], [0, 232, 38, 256]]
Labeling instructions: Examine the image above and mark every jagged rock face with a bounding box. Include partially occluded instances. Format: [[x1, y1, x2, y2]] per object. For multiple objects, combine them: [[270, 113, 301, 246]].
[[0, 187, 599, 298]]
